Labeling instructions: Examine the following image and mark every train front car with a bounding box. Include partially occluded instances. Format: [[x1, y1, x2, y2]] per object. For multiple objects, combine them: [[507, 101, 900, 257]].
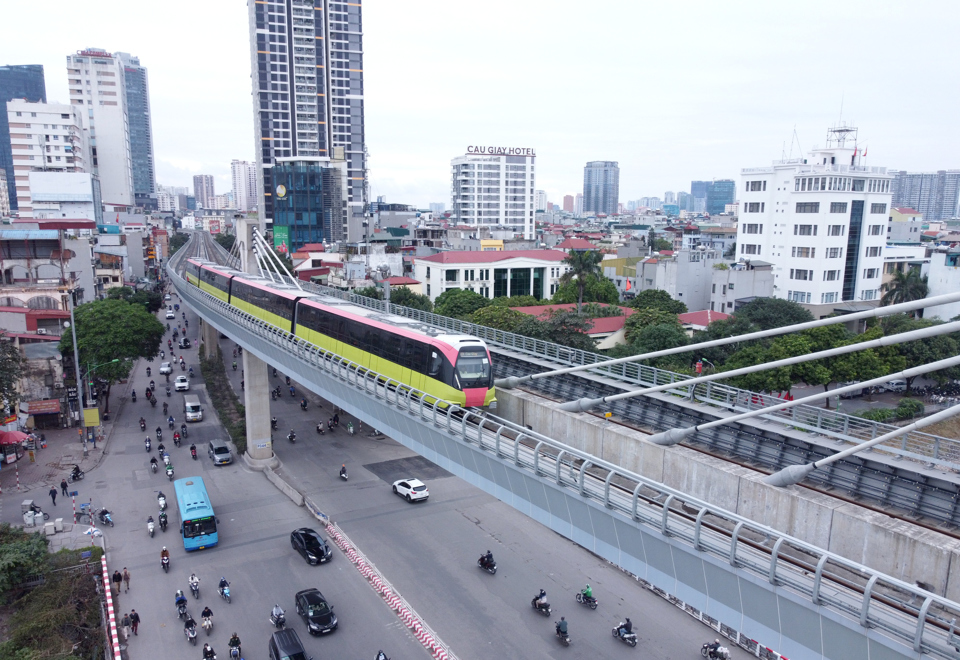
[[439, 336, 497, 410]]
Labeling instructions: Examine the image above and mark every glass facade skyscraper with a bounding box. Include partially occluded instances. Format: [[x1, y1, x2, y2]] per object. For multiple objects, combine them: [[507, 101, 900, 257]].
[[117, 53, 156, 208], [582, 161, 619, 215], [248, 0, 365, 240], [0, 65, 46, 211], [706, 179, 736, 215], [271, 158, 344, 252]]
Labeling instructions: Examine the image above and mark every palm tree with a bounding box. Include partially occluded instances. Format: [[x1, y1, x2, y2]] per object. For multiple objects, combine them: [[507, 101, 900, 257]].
[[559, 250, 604, 314], [881, 267, 928, 315]]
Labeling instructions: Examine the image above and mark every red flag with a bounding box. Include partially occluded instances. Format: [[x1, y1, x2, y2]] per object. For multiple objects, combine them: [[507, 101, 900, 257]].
[[862, 147, 867, 157], [625, 279, 632, 291]]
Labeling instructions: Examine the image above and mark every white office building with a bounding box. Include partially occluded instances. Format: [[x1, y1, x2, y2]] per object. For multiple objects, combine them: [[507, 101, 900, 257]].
[[737, 125, 892, 315], [6, 99, 89, 217], [413, 249, 567, 302], [451, 148, 536, 240], [231, 159, 257, 212], [65, 48, 134, 207]]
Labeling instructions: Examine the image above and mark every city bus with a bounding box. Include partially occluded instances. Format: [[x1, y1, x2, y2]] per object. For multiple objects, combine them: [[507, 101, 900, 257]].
[[173, 477, 218, 551]]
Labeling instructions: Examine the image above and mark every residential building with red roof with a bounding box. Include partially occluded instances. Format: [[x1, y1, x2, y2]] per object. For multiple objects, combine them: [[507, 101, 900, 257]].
[[678, 309, 730, 334], [511, 303, 635, 349]]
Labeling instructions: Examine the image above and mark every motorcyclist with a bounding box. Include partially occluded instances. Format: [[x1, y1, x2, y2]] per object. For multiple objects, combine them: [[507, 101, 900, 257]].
[[181, 423, 187, 436], [159, 510, 168, 529], [132, 389, 137, 402], [271, 417, 278, 429], [168, 415, 175, 427], [163, 401, 169, 415], [618, 617, 633, 637], [707, 639, 722, 656], [155, 426, 162, 437], [481, 550, 494, 568], [271, 603, 285, 622], [228, 633, 241, 657], [161, 546, 170, 562], [70, 464, 82, 480], [184, 612, 197, 632], [232, 360, 237, 371], [157, 442, 165, 455], [219, 576, 229, 591], [582, 584, 593, 599], [202, 643, 216, 660], [150, 455, 159, 469], [190, 443, 197, 458], [535, 589, 548, 610], [139, 416, 146, 428], [175, 589, 187, 609], [201, 605, 213, 621], [556, 616, 568, 636], [340, 464, 347, 478]]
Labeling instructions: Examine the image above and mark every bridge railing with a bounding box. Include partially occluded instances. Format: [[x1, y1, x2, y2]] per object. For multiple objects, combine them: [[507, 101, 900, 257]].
[[169, 250, 960, 659], [270, 276, 959, 471]]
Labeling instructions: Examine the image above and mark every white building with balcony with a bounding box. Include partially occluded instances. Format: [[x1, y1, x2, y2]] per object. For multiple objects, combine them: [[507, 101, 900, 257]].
[[413, 249, 567, 302], [451, 148, 536, 240], [737, 125, 892, 316]]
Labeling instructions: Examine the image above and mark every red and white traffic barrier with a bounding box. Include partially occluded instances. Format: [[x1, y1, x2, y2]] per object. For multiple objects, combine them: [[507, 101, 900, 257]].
[[101, 557, 122, 659]]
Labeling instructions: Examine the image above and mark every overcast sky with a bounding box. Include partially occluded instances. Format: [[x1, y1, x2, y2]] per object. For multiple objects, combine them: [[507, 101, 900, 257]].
[[2, 1, 958, 208]]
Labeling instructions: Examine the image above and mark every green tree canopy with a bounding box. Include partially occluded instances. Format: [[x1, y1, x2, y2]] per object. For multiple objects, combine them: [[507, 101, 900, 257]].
[[881, 314, 960, 390], [106, 286, 163, 313], [631, 323, 689, 355], [624, 308, 681, 343], [434, 288, 491, 319], [0, 523, 49, 594], [389, 287, 433, 312], [214, 233, 236, 251], [471, 306, 530, 332], [551, 275, 619, 306], [489, 295, 541, 308], [353, 285, 382, 300], [653, 238, 673, 251], [881, 267, 928, 310], [629, 288, 688, 314], [58, 298, 165, 413], [558, 250, 604, 312], [0, 332, 24, 413], [169, 233, 189, 255], [734, 297, 814, 331]]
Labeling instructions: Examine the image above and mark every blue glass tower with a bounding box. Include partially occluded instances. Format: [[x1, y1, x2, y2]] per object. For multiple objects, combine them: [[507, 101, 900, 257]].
[[271, 158, 344, 252], [117, 54, 156, 209], [0, 65, 46, 211]]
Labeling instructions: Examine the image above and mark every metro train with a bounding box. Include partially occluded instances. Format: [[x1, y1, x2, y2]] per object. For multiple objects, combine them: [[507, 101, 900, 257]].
[[185, 258, 496, 408]]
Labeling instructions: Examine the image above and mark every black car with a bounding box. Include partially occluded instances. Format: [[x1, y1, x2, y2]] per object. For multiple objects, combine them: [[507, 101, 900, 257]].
[[178, 337, 192, 349], [290, 528, 333, 565], [295, 588, 337, 635]]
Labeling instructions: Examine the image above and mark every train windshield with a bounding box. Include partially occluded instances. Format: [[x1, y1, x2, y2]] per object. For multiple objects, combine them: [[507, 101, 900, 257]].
[[455, 347, 491, 388]]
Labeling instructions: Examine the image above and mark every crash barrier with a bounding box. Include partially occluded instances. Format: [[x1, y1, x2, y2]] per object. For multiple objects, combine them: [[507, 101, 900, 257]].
[[169, 240, 959, 660]]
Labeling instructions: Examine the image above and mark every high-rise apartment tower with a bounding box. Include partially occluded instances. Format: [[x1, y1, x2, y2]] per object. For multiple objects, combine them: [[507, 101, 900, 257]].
[[0, 64, 46, 211], [247, 0, 366, 240], [231, 159, 257, 212], [582, 161, 619, 215], [116, 53, 156, 208], [193, 174, 215, 208], [890, 170, 960, 222]]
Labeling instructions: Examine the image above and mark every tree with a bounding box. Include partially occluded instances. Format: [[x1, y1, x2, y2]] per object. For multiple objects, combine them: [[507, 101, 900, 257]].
[[535, 310, 597, 351], [0, 333, 24, 413], [354, 286, 383, 300], [629, 289, 687, 314], [881, 315, 960, 391], [471, 306, 530, 332], [881, 267, 929, 311], [107, 286, 163, 313], [434, 288, 491, 319], [653, 238, 673, 251], [624, 309, 681, 343], [724, 242, 737, 258], [734, 297, 814, 331], [58, 299, 165, 414], [558, 250, 604, 313], [631, 323, 689, 355], [551, 275, 619, 306], [490, 295, 540, 308], [169, 233, 189, 255], [214, 233, 236, 251], [389, 287, 433, 312]]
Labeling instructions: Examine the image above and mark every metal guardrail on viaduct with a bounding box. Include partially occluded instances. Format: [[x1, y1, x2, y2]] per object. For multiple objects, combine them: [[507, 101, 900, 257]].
[[170, 235, 960, 660]]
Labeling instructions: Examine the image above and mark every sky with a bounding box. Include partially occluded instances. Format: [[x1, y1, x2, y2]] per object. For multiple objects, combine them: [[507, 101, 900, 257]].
[[2, 1, 959, 208]]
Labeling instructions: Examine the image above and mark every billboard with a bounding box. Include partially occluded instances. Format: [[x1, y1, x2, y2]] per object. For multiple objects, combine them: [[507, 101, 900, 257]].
[[273, 225, 290, 254]]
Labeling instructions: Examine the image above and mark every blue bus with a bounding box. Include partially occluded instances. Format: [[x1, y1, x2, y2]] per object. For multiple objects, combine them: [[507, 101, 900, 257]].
[[173, 477, 218, 551]]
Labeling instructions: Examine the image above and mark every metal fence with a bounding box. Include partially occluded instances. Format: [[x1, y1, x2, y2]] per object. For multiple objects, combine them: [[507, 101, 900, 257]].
[[169, 250, 960, 660]]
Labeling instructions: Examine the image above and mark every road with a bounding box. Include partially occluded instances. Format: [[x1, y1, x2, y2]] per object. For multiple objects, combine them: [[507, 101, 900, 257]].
[[215, 326, 754, 659]]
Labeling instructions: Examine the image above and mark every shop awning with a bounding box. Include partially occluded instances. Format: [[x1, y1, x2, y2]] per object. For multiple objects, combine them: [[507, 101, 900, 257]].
[[21, 399, 61, 414], [0, 430, 29, 445]]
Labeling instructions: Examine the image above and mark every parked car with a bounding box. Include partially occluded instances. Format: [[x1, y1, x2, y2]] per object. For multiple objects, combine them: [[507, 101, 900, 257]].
[[883, 379, 907, 393]]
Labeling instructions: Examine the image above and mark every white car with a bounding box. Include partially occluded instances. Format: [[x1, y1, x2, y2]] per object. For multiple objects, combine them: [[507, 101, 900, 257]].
[[392, 478, 429, 503], [174, 375, 189, 391], [159, 362, 172, 375], [164, 294, 171, 301], [165, 308, 176, 319]]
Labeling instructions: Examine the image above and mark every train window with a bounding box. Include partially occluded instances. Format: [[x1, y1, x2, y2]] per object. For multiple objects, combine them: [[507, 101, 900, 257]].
[[402, 341, 425, 371], [384, 333, 403, 363], [428, 351, 442, 377]]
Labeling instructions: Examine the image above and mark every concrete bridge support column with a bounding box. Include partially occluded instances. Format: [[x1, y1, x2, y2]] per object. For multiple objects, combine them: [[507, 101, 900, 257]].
[[241, 349, 276, 467], [200, 319, 219, 360]]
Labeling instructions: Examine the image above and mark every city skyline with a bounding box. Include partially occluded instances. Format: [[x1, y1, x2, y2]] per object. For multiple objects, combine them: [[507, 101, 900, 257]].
[[1, 1, 959, 209]]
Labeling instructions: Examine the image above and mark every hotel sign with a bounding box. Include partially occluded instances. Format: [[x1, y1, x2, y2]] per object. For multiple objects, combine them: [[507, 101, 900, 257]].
[[466, 146, 536, 157]]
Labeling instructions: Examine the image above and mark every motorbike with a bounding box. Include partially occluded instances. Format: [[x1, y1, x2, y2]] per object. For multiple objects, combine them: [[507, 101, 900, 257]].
[[97, 508, 114, 527], [131, 390, 137, 402], [575, 592, 598, 609], [156, 428, 163, 441], [168, 418, 175, 430], [166, 386, 172, 397], [166, 464, 175, 481], [271, 417, 278, 430], [287, 430, 296, 443], [289, 387, 295, 397], [531, 597, 551, 616], [181, 362, 186, 371], [162, 555, 170, 572], [190, 581, 200, 599], [300, 399, 307, 411], [340, 468, 348, 481], [140, 419, 146, 432], [176, 594, 187, 619], [612, 624, 638, 648], [219, 585, 231, 603], [27, 503, 50, 520], [555, 623, 571, 647], [158, 492, 167, 510], [185, 623, 198, 645], [316, 423, 325, 435], [701, 643, 731, 659], [145, 438, 152, 452], [271, 390, 278, 401], [151, 458, 158, 473], [70, 468, 85, 482], [163, 402, 169, 415], [202, 616, 213, 635], [270, 608, 286, 630], [150, 397, 157, 408], [191, 445, 198, 460], [160, 513, 168, 532], [147, 516, 155, 537], [229, 647, 239, 659], [232, 362, 237, 371], [477, 557, 496, 574], [346, 422, 355, 436], [174, 432, 181, 447], [272, 368, 278, 377], [181, 424, 188, 438], [189, 367, 194, 378], [146, 367, 151, 377]]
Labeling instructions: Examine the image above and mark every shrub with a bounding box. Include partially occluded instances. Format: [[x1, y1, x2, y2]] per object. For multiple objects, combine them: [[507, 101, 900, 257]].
[[895, 398, 925, 420]]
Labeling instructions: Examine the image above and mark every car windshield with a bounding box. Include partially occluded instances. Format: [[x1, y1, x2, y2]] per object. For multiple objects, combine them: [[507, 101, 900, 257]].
[[303, 535, 323, 549], [308, 602, 330, 615], [214, 447, 230, 455], [455, 348, 491, 388]]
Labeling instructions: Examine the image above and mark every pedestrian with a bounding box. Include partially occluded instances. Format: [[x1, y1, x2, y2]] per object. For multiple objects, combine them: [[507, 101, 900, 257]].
[[333, 413, 339, 427], [60, 478, 69, 497], [112, 570, 123, 597], [123, 567, 131, 593], [49, 487, 57, 506], [121, 612, 131, 641], [130, 609, 140, 635]]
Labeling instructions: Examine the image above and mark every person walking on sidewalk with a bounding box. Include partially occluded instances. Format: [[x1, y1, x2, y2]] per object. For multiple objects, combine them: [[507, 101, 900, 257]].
[[49, 487, 57, 506], [60, 479, 68, 497], [130, 609, 140, 635], [123, 567, 131, 593], [112, 570, 123, 597], [121, 613, 131, 641]]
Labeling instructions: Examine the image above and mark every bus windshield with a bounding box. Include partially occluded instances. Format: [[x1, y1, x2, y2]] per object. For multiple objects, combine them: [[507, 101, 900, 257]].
[[183, 516, 217, 538], [455, 348, 491, 388]]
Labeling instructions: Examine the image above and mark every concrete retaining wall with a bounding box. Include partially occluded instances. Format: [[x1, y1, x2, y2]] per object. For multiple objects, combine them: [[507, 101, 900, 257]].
[[264, 467, 304, 506], [499, 388, 960, 601]]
